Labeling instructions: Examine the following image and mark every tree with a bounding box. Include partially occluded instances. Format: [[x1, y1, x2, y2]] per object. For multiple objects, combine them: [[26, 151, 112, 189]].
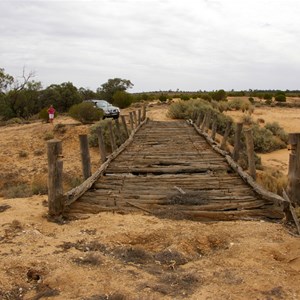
[[39, 82, 83, 112], [0, 68, 14, 93], [97, 78, 133, 103]]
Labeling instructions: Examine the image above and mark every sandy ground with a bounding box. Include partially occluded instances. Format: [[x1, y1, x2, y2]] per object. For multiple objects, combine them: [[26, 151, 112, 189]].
[[0, 103, 300, 300]]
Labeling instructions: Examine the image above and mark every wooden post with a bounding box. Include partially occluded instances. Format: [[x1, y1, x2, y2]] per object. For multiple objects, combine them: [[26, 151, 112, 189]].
[[200, 113, 207, 131], [220, 121, 232, 150], [204, 111, 211, 133], [232, 122, 243, 162], [114, 118, 122, 144], [96, 126, 106, 163], [142, 105, 147, 121], [121, 115, 129, 139], [211, 120, 217, 141], [138, 109, 142, 125], [108, 121, 117, 152], [287, 133, 300, 205], [79, 135, 91, 180], [129, 112, 134, 131], [244, 128, 256, 180], [47, 139, 64, 216], [196, 113, 201, 127], [133, 111, 138, 127]]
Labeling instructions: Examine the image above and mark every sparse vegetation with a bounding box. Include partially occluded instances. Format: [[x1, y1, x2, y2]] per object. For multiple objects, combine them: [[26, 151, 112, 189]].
[[3, 183, 32, 198], [69, 102, 103, 124]]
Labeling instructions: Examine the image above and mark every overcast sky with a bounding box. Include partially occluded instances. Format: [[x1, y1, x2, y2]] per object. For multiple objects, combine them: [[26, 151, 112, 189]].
[[0, 0, 299, 92]]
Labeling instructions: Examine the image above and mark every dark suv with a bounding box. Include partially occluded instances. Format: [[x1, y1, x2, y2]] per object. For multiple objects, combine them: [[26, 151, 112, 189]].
[[90, 100, 120, 119]]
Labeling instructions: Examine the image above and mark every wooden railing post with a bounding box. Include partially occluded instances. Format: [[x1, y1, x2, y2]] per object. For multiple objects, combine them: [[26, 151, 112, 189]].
[[129, 112, 134, 131], [142, 105, 147, 121], [287, 133, 300, 205], [232, 122, 243, 162], [96, 126, 106, 163], [138, 109, 142, 125], [244, 128, 256, 180], [121, 115, 129, 139], [200, 113, 207, 131], [47, 139, 64, 216], [133, 111, 138, 128], [204, 110, 211, 133], [195, 113, 201, 127], [79, 134, 91, 180], [220, 121, 232, 150], [108, 120, 117, 152], [114, 118, 122, 144], [211, 120, 217, 141]]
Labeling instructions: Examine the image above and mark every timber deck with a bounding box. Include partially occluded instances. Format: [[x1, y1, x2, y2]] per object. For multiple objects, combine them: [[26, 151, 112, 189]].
[[65, 120, 283, 221]]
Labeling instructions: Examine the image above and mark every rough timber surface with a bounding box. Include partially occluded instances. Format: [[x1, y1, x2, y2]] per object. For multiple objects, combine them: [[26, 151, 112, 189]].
[[65, 120, 284, 221]]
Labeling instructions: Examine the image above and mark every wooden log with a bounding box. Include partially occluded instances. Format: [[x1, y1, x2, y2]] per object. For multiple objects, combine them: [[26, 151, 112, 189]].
[[232, 122, 243, 162], [244, 128, 256, 180], [79, 134, 92, 180], [129, 112, 134, 131], [47, 139, 64, 216], [96, 126, 107, 163], [220, 121, 232, 150], [108, 120, 117, 152], [287, 133, 300, 206], [121, 115, 129, 139]]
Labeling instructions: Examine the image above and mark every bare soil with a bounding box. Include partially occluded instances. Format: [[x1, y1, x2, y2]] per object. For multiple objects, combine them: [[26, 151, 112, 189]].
[[0, 103, 300, 300]]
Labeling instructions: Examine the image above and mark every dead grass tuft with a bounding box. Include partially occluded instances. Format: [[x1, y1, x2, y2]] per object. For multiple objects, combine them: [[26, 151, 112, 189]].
[[73, 253, 103, 266]]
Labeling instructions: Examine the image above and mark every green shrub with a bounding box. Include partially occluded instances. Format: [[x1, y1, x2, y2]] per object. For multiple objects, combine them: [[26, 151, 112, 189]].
[[112, 91, 133, 108], [89, 119, 127, 150], [43, 132, 54, 140], [263, 93, 273, 100], [167, 100, 189, 119], [264, 122, 288, 143], [275, 94, 286, 102], [218, 101, 229, 112], [69, 102, 103, 124], [5, 117, 24, 125], [158, 93, 168, 102], [252, 124, 286, 153], [248, 97, 255, 104], [3, 184, 32, 198], [228, 98, 252, 112]]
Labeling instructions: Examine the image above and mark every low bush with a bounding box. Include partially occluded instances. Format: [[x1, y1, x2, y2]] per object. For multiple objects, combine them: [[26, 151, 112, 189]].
[[252, 124, 286, 153], [32, 175, 48, 195], [3, 183, 32, 198], [69, 102, 103, 124], [257, 169, 287, 194], [228, 98, 253, 112], [89, 119, 127, 150], [112, 91, 133, 108], [264, 122, 288, 143], [275, 94, 286, 102]]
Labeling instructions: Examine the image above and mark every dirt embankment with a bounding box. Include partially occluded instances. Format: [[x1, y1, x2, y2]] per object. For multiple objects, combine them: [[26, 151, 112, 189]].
[[0, 104, 300, 299]]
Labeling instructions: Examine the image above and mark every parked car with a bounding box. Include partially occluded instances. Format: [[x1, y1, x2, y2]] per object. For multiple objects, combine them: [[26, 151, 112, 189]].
[[88, 99, 120, 119]]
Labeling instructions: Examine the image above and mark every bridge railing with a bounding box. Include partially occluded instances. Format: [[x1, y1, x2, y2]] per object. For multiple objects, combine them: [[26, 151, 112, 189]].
[[47, 106, 147, 218], [192, 111, 300, 232]]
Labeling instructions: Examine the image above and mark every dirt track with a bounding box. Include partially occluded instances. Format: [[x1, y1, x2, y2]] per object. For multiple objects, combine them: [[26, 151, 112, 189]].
[[0, 104, 300, 299]]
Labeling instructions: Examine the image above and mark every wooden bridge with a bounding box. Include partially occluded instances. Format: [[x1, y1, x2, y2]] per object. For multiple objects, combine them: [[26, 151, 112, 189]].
[[58, 118, 287, 222]]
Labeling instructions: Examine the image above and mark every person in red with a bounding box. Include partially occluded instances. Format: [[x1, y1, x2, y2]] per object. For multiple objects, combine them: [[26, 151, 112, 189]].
[[47, 105, 56, 124]]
